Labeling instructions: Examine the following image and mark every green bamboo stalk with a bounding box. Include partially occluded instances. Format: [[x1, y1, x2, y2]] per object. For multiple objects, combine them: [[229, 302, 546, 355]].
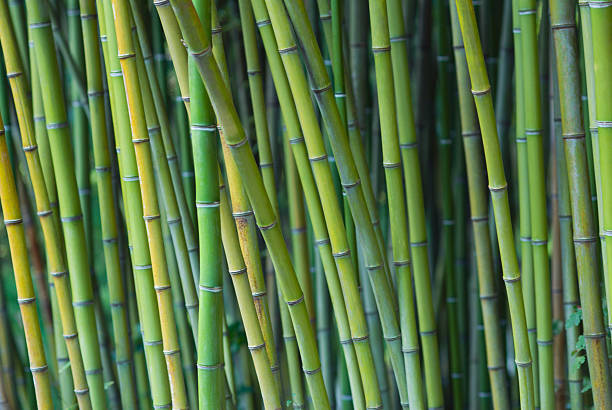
[[251, 0, 385, 406], [517, 0, 553, 404], [129, 1, 200, 337], [434, 0, 462, 407], [167, 2, 331, 405], [187, 0, 224, 406], [110, 0, 189, 407], [590, 0, 612, 344], [552, 0, 612, 406], [577, 1, 606, 312], [23, 0, 110, 405], [100, 0, 173, 405], [511, 1, 538, 405], [77, 0, 138, 405], [0, 279, 16, 409], [0, 113, 52, 410], [553, 80, 583, 410], [454, 1, 535, 408]]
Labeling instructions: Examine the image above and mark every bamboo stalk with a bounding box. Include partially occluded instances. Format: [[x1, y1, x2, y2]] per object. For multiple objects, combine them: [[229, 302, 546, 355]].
[[454, 1, 535, 408]]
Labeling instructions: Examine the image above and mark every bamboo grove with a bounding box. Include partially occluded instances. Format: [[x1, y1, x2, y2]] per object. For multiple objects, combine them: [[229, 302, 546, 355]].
[[0, 0, 610, 408]]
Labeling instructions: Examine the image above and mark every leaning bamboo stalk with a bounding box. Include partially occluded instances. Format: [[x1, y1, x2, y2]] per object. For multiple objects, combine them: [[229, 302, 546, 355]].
[[110, 0, 189, 407], [101, 0, 173, 405], [129, 0, 200, 334], [454, 1, 535, 408], [248, 0, 378, 406], [261, 0, 405, 405], [0, 113, 52, 410], [166, 1, 331, 405]]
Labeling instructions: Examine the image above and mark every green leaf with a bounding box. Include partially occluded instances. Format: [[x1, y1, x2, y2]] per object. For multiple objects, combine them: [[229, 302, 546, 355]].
[[104, 381, 115, 390], [571, 355, 586, 372], [565, 307, 582, 329], [581, 377, 592, 393], [575, 335, 586, 352]]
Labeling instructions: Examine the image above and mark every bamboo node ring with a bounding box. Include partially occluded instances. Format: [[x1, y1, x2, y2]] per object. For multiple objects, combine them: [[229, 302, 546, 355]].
[[518, 8, 536, 15], [50, 270, 67, 278], [258, 220, 277, 231], [37, 209, 52, 217], [525, 129, 542, 135], [503, 276, 521, 284], [309, 154, 328, 162], [190, 46, 212, 58], [488, 183, 507, 192], [61, 214, 83, 223], [384, 334, 401, 342], [167, 217, 182, 225], [152, 404, 171, 409], [72, 300, 94, 307], [352, 335, 369, 342], [85, 368, 103, 376], [574, 236, 597, 243], [531, 239, 547, 246], [420, 329, 437, 336], [197, 363, 223, 370], [514, 360, 532, 368], [23, 145, 38, 152], [471, 87, 491, 96], [315, 238, 331, 246], [342, 179, 361, 189], [596, 120, 612, 127], [199, 285, 222, 293], [29, 21, 51, 29], [479, 293, 498, 301], [372, 46, 391, 53], [339, 339, 352, 345], [248, 343, 265, 352], [383, 162, 401, 169], [63, 333, 77, 340], [153, 0, 169, 6], [312, 84, 332, 94], [154, 285, 171, 292], [551, 23, 576, 30], [390, 35, 409, 42], [229, 268, 247, 276], [319, 13, 331, 20], [289, 136, 305, 144], [147, 126, 161, 134], [366, 264, 383, 271], [402, 347, 420, 354], [400, 142, 418, 149], [29, 365, 48, 373], [74, 388, 90, 395], [143, 339, 162, 346], [4, 218, 23, 225], [583, 332, 606, 339], [227, 137, 249, 149], [163, 349, 180, 356], [537, 340, 552, 346], [80, 13, 97, 20], [287, 295, 304, 306], [17, 297, 36, 305], [256, 19, 271, 27], [332, 250, 351, 258], [46, 121, 68, 130], [6, 71, 22, 79], [133, 264, 152, 270], [278, 45, 298, 55], [393, 260, 411, 267], [303, 366, 321, 375]]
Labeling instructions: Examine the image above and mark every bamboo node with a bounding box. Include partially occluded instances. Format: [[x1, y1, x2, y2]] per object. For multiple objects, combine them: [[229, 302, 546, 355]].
[[312, 83, 332, 94], [283, 335, 297, 341], [188, 246, 198, 253], [531, 239, 547, 246], [471, 87, 491, 96], [514, 360, 532, 368], [332, 249, 351, 258], [33, 115, 45, 122], [87, 90, 104, 98], [247, 69, 262, 76], [259, 162, 273, 168], [583, 332, 606, 339], [46, 121, 68, 130], [147, 126, 161, 135], [589, 1, 612, 8], [190, 45, 212, 58], [384, 334, 401, 342], [471, 215, 488, 223], [596, 120, 612, 128], [366, 406, 383, 409], [602, 230, 612, 237], [303, 366, 321, 375], [143, 340, 162, 346], [229, 267, 247, 276], [162, 349, 180, 356], [29, 21, 51, 29], [247, 343, 265, 352], [152, 404, 171, 409], [258, 220, 277, 231], [17, 297, 36, 305], [487, 365, 505, 371], [153, 0, 169, 6], [342, 179, 361, 189], [50, 270, 67, 278], [574, 236, 597, 243], [479, 293, 498, 301], [256, 19, 271, 27], [503, 276, 520, 284], [399, 142, 418, 149], [551, 23, 576, 30], [109, 71, 123, 77], [453, 44, 465, 50], [102, 237, 118, 244], [319, 13, 331, 21], [352, 335, 369, 343], [537, 340, 552, 346], [291, 227, 306, 234], [199, 285, 222, 293], [72, 300, 93, 307], [142, 214, 160, 221], [80, 13, 97, 21], [278, 45, 298, 55], [270, 364, 280, 373], [372, 46, 391, 54], [63, 333, 77, 340], [393, 260, 411, 267], [227, 136, 249, 149], [402, 347, 420, 354], [410, 240, 428, 248], [133, 264, 152, 271], [29, 365, 48, 373], [154, 285, 171, 292], [110, 302, 124, 308], [527, 328, 536, 333], [166, 217, 182, 225], [525, 129, 542, 136], [518, 8, 536, 15], [36, 209, 52, 217], [197, 363, 223, 370], [74, 388, 89, 395], [366, 264, 383, 271], [382, 162, 401, 169], [339, 338, 352, 345], [420, 329, 437, 336], [519, 236, 531, 242], [315, 238, 330, 246], [390, 35, 409, 43], [289, 136, 305, 144], [287, 295, 304, 306], [78, 188, 90, 195], [132, 138, 150, 146], [6, 71, 22, 79], [488, 183, 507, 192]]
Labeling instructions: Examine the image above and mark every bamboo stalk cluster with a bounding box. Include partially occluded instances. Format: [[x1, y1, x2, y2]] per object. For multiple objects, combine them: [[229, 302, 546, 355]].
[[0, 0, 611, 408]]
